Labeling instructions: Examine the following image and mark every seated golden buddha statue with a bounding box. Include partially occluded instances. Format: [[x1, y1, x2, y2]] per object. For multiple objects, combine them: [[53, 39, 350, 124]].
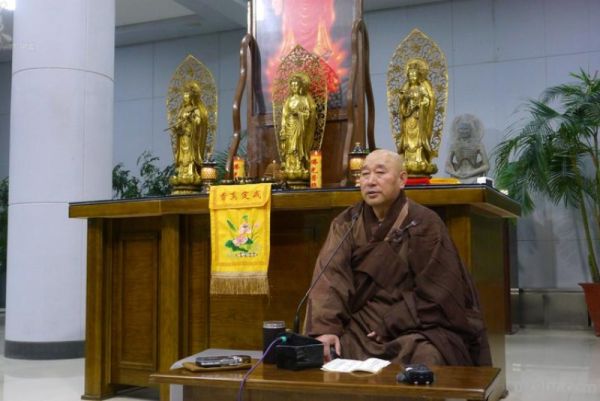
[[169, 81, 208, 191], [398, 59, 438, 176], [279, 73, 317, 183]]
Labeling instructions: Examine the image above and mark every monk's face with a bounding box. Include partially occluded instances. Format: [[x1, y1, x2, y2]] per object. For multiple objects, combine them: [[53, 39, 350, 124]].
[[359, 151, 407, 218]]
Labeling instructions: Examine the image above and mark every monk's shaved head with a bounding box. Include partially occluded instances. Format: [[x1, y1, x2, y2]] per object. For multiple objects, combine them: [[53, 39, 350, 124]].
[[364, 149, 406, 175], [360, 149, 408, 220]]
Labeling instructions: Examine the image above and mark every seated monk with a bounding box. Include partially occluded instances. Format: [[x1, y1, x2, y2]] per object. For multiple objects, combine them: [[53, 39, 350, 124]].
[[305, 149, 491, 366]]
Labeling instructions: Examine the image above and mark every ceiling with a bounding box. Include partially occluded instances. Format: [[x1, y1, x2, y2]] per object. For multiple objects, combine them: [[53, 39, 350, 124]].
[[115, 0, 445, 46], [0, 0, 444, 61]]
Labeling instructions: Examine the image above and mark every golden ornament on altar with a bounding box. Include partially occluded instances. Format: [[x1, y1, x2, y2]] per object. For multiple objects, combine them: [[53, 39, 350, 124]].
[[348, 142, 369, 187], [310, 150, 322, 189], [387, 29, 448, 177], [200, 153, 218, 193], [272, 45, 328, 189], [233, 156, 245, 181], [166, 55, 217, 194]]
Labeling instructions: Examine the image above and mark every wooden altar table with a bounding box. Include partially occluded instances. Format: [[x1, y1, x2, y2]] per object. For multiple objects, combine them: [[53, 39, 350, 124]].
[[69, 186, 519, 400]]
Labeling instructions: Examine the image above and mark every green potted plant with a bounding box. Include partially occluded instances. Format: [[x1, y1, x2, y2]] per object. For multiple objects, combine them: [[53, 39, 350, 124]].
[[112, 151, 175, 199], [493, 70, 600, 334]]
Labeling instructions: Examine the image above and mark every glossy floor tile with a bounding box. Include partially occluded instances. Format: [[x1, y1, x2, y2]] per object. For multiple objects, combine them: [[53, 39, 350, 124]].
[[504, 329, 600, 401], [0, 322, 598, 400]]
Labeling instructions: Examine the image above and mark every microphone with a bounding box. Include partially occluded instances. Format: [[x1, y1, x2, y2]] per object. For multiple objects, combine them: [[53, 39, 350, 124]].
[[389, 220, 418, 244], [275, 206, 362, 370], [292, 205, 362, 334]]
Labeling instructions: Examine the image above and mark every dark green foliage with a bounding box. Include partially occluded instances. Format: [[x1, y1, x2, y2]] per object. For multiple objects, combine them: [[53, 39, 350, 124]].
[[493, 69, 600, 282], [112, 151, 174, 199], [137, 151, 176, 197], [112, 163, 142, 199]]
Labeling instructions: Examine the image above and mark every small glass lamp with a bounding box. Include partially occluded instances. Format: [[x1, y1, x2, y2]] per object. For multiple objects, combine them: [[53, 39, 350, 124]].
[[200, 153, 218, 193], [348, 142, 368, 187]]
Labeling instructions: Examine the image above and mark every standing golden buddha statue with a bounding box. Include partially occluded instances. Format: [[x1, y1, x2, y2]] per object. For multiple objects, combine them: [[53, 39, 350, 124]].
[[387, 29, 448, 179], [279, 73, 317, 184], [398, 59, 437, 175], [169, 81, 208, 192], [272, 46, 328, 188], [166, 55, 218, 195]]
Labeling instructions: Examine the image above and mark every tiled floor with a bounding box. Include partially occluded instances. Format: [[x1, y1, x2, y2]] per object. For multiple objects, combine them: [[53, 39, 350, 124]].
[[504, 329, 600, 401], [0, 323, 598, 400]]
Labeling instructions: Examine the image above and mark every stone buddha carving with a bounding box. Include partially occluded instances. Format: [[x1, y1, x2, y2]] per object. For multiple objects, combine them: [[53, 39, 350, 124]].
[[445, 114, 489, 183]]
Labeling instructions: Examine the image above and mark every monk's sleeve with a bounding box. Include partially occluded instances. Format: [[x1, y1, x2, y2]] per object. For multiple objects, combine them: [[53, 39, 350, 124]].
[[305, 216, 355, 337], [379, 219, 476, 339]]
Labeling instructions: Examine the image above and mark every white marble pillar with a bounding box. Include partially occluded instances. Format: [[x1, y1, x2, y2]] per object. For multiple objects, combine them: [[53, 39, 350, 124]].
[[5, 0, 114, 358]]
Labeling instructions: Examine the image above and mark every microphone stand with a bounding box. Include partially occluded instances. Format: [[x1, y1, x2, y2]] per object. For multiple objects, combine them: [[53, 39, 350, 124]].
[[275, 206, 362, 370], [292, 206, 362, 334]]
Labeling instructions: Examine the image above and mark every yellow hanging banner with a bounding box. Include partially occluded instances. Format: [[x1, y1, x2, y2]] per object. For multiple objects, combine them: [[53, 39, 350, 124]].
[[209, 183, 272, 295]]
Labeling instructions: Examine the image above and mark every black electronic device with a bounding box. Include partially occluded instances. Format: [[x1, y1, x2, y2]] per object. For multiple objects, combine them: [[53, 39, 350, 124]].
[[396, 364, 434, 385], [195, 355, 251, 368], [275, 333, 324, 370]]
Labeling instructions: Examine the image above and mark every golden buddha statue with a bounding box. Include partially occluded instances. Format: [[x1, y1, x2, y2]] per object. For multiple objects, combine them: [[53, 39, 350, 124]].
[[169, 80, 208, 191], [279, 73, 317, 182], [387, 29, 448, 178], [398, 58, 437, 175]]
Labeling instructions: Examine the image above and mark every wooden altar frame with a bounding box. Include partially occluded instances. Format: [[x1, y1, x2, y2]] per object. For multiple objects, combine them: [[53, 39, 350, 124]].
[[226, 0, 375, 186], [70, 186, 519, 401]]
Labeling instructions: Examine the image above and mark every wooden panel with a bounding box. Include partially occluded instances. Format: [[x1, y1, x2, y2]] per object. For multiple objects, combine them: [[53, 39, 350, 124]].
[[112, 220, 160, 386], [208, 210, 335, 349], [186, 215, 211, 354], [443, 206, 472, 268], [471, 213, 507, 393], [83, 219, 116, 400], [159, 215, 181, 401], [320, 117, 351, 187]]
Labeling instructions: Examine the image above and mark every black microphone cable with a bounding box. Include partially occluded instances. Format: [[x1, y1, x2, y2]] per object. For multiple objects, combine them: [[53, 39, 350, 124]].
[[236, 334, 288, 401], [292, 205, 362, 333]]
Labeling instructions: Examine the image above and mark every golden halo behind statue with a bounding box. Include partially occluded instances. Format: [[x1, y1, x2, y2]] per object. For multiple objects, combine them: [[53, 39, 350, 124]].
[[271, 45, 328, 187], [272, 45, 328, 157], [166, 55, 218, 162], [387, 29, 448, 166]]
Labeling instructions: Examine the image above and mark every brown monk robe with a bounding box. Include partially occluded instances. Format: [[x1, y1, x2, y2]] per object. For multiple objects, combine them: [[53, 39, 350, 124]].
[[305, 150, 491, 366]]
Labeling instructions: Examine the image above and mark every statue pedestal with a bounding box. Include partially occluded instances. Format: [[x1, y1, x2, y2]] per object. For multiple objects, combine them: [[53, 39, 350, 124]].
[[406, 177, 431, 185]]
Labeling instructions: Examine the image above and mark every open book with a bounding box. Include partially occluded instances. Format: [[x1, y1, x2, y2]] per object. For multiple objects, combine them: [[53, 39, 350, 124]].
[[321, 358, 391, 373]]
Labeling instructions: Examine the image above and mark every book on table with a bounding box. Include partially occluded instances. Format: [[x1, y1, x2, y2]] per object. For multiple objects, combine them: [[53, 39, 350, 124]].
[[321, 358, 391, 373]]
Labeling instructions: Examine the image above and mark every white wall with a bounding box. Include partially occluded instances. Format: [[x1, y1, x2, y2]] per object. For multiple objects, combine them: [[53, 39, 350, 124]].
[[0, 0, 597, 288], [362, 0, 600, 288], [114, 29, 244, 173]]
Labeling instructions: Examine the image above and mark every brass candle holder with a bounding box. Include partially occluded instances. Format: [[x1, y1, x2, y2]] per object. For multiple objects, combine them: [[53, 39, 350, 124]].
[[348, 142, 369, 187], [200, 153, 218, 193]]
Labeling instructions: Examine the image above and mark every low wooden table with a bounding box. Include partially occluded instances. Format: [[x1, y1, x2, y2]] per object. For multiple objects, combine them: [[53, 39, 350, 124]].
[[150, 363, 503, 401]]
